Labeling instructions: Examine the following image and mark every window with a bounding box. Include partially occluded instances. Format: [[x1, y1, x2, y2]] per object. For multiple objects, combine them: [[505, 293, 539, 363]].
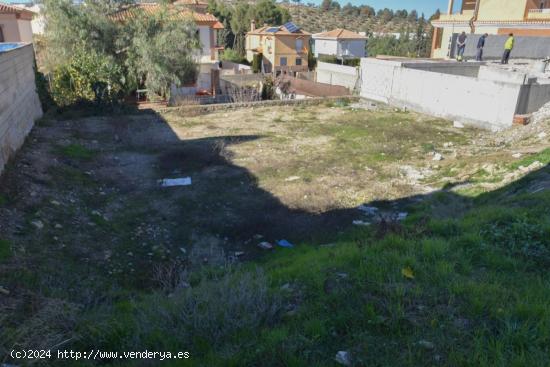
[[280, 57, 287, 66], [0, 26, 4, 43], [296, 38, 303, 52], [296, 58, 302, 66]]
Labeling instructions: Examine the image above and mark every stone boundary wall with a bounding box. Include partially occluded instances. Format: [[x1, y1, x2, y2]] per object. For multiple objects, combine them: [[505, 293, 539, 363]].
[[0, 44, 43, 174], [159, 96, 358, 116]]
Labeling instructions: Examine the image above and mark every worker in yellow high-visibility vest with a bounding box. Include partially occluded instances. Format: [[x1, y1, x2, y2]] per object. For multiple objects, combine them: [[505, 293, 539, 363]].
[[501, 33, 514, 65]]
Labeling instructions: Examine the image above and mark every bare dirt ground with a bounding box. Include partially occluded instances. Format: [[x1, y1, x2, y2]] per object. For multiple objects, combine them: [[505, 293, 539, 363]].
[[1, 102, 549, 353]]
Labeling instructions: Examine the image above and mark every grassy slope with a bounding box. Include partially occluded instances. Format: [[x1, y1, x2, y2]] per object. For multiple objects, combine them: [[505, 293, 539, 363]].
[[73, 167, 550, 367]]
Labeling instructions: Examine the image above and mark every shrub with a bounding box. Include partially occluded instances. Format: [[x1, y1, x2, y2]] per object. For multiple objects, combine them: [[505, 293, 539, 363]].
[[261, 76, 276, 100], [221, 48, 248, 64], [252, 53, 262, 73], [49, 46, 124, 107], [482, 214, 550, 265]]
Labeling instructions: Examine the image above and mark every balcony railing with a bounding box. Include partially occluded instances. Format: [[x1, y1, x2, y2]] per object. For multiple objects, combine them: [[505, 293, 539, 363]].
[[527, 8, 550, 19]]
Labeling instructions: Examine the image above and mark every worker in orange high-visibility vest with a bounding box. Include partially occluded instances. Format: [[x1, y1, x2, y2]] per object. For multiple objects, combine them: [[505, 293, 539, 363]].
[[501, 33, 514, 65]]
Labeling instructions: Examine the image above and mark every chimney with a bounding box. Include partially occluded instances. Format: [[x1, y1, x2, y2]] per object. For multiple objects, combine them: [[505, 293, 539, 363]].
[[251, 19, 256, 31]]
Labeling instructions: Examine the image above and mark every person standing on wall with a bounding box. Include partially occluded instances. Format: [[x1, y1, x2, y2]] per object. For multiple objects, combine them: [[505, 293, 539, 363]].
[[456, 32, 467, 61], [501, 33, 515, 64], [476, 33, 488, 61]]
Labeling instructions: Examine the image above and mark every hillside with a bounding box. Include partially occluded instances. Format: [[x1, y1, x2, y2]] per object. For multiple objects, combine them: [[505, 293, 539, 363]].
[[282, 4, 424, 34]]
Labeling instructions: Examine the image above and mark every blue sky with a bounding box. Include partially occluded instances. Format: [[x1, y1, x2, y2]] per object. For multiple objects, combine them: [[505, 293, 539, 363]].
[[307, 0, 448, 16]]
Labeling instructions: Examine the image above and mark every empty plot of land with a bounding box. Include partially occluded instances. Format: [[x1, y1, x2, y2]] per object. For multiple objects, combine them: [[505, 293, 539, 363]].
[[1, 102, 549, 355]]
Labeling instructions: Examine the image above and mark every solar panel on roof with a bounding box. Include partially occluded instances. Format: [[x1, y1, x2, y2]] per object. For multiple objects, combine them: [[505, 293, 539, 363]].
[[284, 22, 300, 33], [266, 27, 279, 33]]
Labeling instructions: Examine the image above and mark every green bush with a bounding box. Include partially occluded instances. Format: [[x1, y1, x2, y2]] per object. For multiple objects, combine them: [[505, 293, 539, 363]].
[[261, 76, 275, 100], [50, 46, 124, 107], [252, 53, 262, 74], [220, 48, 248, 64], [317, 54, 360, 67]]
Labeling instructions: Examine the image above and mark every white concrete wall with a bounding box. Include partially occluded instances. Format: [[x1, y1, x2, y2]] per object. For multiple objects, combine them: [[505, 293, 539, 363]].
[[0, 15, 21, 42], [316, 61, 359, 91], [314, 39, 366, 58], [0, 44, 43, 173], [313, 39, 338, 57], [360, 58, 522, 130], [17, 20, 33, 43], [337, 40, 366, 58], [196, 25, 212, 63]]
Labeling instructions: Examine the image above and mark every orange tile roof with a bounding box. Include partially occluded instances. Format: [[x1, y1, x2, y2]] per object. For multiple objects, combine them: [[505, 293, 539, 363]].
[[313, 28, 367, 40], [110, 3, 220, 25], [247, 24, 310, 36], [0, 2, 36, 16]]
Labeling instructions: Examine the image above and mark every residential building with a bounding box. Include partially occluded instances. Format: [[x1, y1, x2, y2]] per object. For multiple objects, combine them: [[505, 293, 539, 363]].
[[432, 0, 550, 58], [8, 3, 44, 35], [0, 2, 35, 43], [246, 21, 311, 74], [111, 3, 224, 64], [312, 28, 367, 58], [111, 2, 224, 90]]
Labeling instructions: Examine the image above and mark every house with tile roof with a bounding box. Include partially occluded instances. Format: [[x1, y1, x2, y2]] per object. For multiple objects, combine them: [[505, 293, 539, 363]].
[[432, 0, 550, 59], [111, 2, 224, 92], [245, 21, 310, 74], [0, 2, 35, 43], [111, 2, 224, 64], [312, 28, 367, 59]]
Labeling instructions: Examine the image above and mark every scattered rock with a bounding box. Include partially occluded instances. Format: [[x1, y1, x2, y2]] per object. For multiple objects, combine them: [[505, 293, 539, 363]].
[[453, 121, 465, 128], [50, 200, 61, 206], [432, 153, 443, 161], [512, 153, 522, 158], [258, 241, 273, 250], [0, 286, 10, 295], [417, 340, 435, 350], [443, 142, 454, 148], [31, 220, 44, 230], [284, 176, 300, 182], [353, 220, 371, 226], [280, 283, 291, 291], [234, 251, 245, 257], [537, 132, 547, 139], [397, 212, 408, 221], [335, 351, 352, 366], [54, 223, 63, 229], [357, 205, 378, 215]]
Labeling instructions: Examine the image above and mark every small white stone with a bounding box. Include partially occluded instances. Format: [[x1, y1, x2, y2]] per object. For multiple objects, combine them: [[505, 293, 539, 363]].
[[335, 351, 351, 366]]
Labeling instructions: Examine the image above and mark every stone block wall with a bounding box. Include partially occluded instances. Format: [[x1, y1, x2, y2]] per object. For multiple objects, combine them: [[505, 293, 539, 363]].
[[0, 44, 43, 174]]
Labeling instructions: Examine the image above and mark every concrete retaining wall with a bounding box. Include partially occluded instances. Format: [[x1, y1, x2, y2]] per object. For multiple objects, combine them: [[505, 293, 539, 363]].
[[451, 34, 550, 60], [0, 43, 43, 174], [359, 58, 523, 130], [316, 61, 359, 91]]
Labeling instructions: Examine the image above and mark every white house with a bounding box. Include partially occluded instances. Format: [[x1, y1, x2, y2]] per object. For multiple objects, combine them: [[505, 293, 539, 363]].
[[0, 2, 35, 43], [312, 28, 367, 59]]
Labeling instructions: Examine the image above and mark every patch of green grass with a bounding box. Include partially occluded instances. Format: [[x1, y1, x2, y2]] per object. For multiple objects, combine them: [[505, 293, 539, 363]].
[[509, 148, 550, 170], [0, 194, 7, 206], [0, 239, 12, 262], [71, 183, 550, 366], [56, 144, 97, 160]]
